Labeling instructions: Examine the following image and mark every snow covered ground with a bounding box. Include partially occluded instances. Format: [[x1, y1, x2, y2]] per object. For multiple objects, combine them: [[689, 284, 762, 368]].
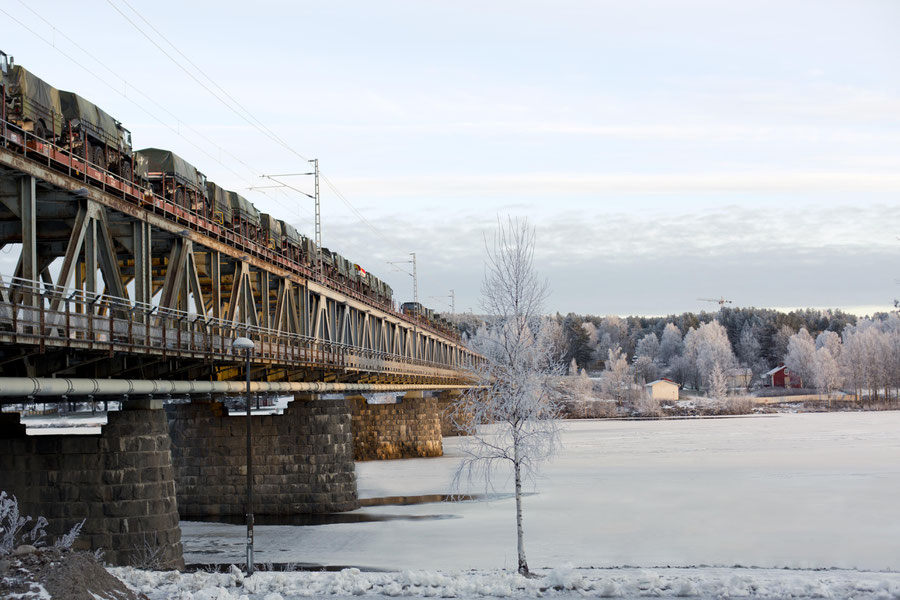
[[112, 564, 900, 599], [180, 412, 900, 572]]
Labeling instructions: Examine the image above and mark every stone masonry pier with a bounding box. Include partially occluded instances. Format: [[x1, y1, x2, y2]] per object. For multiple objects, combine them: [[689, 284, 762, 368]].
[[349, 392, 443, 460], [166, 396, 358, 517], [0, 405, 184, 569]]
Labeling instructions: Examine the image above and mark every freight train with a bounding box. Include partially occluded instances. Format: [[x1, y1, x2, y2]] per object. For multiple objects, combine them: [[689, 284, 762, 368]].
[[0, 49, 457, 336]]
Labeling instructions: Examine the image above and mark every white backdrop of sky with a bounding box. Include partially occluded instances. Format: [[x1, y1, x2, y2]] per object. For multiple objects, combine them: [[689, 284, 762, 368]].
[[2, 0, 897, 316]]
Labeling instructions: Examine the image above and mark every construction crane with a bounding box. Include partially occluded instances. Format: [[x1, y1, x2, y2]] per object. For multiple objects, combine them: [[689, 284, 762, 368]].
[[698, 296, 733, 306]]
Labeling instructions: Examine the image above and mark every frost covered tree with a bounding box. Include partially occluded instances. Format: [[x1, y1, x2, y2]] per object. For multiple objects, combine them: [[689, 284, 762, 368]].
[[813, 346, 842, 393], [736, 323, 762, 368], [633, 355, 658, 385], [785, 328, 817, 388], [452, 217, 564, 577], [708, 363, 729, 400], [683, 321, 736, 391], [657, 323, 683, 366], [635, 332, 660, 362], [601, 346, 632, 403]]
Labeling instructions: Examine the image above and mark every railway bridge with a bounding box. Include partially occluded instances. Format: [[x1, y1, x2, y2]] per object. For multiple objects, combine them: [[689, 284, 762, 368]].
[[0, 123, 478, 568]]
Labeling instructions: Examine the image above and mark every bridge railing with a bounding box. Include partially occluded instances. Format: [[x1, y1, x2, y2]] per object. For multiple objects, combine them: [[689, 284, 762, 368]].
[[0, 276, 477, 377]]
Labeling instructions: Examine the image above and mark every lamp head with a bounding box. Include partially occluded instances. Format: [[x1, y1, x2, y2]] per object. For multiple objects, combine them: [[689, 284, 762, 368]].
[[232, 337, 255, 351]]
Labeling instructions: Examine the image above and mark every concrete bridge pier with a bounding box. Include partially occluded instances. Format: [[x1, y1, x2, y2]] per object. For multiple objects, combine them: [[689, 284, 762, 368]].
[[0, 400, 184, 569], [349, 391, 444, 460], [166, 394, 358, 518]]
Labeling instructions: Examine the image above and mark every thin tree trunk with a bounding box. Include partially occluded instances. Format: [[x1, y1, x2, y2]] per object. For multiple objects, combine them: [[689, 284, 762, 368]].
[[514, 450, 528, 576]]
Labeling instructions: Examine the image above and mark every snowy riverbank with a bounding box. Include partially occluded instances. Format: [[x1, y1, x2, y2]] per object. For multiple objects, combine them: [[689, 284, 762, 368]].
[[112, 565, 900, 599]]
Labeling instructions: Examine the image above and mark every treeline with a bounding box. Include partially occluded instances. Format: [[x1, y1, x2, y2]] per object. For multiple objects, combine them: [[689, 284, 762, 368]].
[[551, 307, 858, 376]]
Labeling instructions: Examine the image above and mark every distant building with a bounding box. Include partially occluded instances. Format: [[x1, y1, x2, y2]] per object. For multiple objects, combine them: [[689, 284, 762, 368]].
[[726, 367, 752, 389], [765, 365, 803, 388], [645, 378, 679, 401]]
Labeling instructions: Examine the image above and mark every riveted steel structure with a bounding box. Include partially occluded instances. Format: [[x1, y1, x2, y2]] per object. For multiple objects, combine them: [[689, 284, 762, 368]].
[[0, 122, 477, 390]]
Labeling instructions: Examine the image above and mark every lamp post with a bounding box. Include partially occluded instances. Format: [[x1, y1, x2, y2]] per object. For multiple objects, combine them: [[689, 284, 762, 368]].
[[232, 336, 256, 574]]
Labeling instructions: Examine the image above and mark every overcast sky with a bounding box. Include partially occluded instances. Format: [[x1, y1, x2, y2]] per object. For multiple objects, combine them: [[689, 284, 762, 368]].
[[3, 1, 898, 316]]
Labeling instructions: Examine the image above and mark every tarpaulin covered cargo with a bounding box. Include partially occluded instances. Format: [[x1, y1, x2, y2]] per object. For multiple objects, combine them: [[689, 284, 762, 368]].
[[334, 253, 350, 278], [5, 65, 63, 134], [301, 236, 316, 259], [260, 213, 283, 248], [226, 190, 259, 224], [321, 247, 334, 267], [135, 148, 204, 188], [205, 181, 233, 225], [59, 90, 120, 147], [280, 220, 301, 246]]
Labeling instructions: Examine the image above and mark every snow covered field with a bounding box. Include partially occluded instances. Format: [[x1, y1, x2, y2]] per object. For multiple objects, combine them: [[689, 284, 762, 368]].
[[182, 412, 900, 572]]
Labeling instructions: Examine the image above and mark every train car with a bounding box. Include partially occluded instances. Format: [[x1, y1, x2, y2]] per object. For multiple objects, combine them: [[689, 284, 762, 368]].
[[401, 301, 423, 317], [205, 181, 233, 226], [259, 213, 283, 250], [0, 53, 64, 142], [136, 148, 209, 218], [279, 220, 302, 263], [59, 90, 134, 179], [226, 190, 260, 242]]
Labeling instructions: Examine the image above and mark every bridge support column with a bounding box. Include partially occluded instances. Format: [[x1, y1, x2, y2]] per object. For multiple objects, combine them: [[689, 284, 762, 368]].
[[166, 396, 358, 517], [349, 392, 443, 460], [0, 402, 184, 569], [437, 389, 469, 437]]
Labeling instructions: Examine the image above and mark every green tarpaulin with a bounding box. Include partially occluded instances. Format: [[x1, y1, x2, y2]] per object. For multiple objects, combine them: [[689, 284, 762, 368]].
[[59, 91, 120, 146], [135, 148, 204, 188], [6, 66, 63, 133], [205, 181, 234, 225]]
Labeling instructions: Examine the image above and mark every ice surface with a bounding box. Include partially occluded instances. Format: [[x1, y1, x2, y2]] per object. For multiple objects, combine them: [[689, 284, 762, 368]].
[[182, 412, 900, 572]]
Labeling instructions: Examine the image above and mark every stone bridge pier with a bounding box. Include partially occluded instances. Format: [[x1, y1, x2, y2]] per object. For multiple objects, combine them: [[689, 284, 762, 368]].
[[349, 390, 462, 460], [0, 400, 184, 569], [166, 395, 359, 517]]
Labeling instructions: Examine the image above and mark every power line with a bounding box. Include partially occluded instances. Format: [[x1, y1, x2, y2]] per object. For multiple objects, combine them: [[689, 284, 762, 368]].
[[107, 0, 309, 164], [106, 0, 400, 254]]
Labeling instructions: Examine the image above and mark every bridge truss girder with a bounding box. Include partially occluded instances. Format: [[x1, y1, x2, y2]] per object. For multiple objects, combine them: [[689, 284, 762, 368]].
[[0, 154, 474, 385]]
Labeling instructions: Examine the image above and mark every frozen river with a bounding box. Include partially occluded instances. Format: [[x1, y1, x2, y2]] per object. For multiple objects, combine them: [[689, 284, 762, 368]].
[[181, 411, 900, 572]]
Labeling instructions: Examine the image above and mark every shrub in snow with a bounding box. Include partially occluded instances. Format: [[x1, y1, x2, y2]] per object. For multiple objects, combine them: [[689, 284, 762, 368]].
[[0, 490, 85, 555]]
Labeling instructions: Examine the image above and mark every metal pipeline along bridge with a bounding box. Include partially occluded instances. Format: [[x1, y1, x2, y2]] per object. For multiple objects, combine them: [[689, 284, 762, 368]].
[[0, 121, 479, 568]]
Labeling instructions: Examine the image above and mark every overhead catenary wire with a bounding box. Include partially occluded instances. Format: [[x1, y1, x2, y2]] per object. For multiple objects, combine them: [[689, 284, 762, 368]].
[[106, 0, 402, 256]]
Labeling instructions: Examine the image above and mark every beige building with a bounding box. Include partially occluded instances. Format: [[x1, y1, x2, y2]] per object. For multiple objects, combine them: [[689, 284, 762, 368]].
[[645, 379, 679, 401]]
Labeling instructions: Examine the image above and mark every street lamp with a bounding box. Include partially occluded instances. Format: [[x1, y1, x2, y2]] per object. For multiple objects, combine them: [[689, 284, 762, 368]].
[[232, 336, 256, 574]]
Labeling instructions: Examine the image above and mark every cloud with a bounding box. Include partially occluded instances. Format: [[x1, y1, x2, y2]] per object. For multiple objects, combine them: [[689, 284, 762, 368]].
[[330, 172, 900, 198]]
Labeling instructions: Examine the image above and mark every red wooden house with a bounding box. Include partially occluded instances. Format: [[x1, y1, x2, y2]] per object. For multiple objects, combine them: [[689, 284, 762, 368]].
[[765, 365, 803, 388]]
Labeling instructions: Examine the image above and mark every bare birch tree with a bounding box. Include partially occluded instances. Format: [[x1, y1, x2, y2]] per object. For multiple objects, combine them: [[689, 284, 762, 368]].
[[451, 217, 564, 577]]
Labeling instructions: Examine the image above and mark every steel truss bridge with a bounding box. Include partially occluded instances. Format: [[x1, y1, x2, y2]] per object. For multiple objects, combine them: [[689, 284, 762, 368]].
[[0, 121, 477, 391]]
